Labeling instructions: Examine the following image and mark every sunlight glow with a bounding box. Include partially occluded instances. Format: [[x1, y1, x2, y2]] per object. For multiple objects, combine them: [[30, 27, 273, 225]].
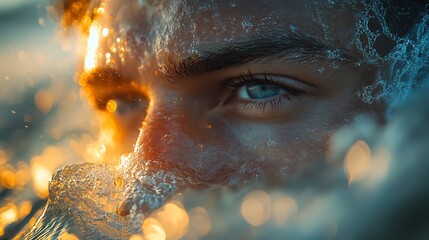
[[30, 147, 65, 198], [18, 201, 32, 219], [106, 99, 117, 112], [32, 165, 51, 198], [142, 201, 189, 240], [0, 203, 18, 229], [84, 22, 101, 71], [142, 218, 166, 240], [102, 28, 109, 37]]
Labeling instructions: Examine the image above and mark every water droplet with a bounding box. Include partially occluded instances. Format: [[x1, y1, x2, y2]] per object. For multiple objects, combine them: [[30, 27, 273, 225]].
[[114, 177, 124, 189], [38, 17, 46, 26], [241, 20, 253, 32]]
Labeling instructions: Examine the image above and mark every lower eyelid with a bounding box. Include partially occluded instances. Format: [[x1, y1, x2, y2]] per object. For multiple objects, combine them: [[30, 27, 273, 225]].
[[235, 95, 284, 113], [227, 90, 304, 118]]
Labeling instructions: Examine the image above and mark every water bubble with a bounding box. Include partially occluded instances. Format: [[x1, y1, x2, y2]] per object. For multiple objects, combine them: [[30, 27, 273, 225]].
[[241, 20, 253, 33]]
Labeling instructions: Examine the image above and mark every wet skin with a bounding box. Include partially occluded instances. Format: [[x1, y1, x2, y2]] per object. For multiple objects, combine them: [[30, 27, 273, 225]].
[[81, 0, 384, 188]]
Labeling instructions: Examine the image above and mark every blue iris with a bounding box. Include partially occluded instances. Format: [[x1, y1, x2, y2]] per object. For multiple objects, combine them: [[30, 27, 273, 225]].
[[246, 84, 281, 99]]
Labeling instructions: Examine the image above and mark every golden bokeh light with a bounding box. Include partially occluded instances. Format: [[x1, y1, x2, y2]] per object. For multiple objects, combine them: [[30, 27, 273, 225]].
[[105, 52, 111, 64], [129, 234, 144, 240], [30, 146, 66, 198], [35, 89, 55, 113], [272, 196, 298, 226], [142, 218, 166, 240], [106, 99, 117, 113], [1, 169, 16, 189], [344, 140, 371, 185], [31, 165, 51, 198], [0, 203, 18, 230], [187, 206, 212, 238], [241, 190, 272, 227], [96, 7, 105, 15], [18, 201, 33, 219], [143, 201, 189, 240]]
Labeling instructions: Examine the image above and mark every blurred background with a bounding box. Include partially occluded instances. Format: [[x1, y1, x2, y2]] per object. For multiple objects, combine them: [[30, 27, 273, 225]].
[[0, 1, 98, 238]]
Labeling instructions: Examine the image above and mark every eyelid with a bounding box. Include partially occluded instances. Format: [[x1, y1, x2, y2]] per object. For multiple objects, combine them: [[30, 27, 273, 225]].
[[221, 72, 312, 105], [216, 72, 315, 119]]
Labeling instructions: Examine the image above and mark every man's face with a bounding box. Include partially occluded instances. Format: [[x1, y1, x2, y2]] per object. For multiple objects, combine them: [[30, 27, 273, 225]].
[[82, 0, 381, 187]]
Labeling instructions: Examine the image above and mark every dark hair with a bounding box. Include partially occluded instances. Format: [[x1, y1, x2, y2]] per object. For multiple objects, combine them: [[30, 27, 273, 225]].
[[52, 0, 428, 36], [385, 0, 429, 36]]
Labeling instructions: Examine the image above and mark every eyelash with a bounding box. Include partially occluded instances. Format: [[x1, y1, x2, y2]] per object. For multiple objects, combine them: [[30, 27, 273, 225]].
[[224, 72, 303, 112]]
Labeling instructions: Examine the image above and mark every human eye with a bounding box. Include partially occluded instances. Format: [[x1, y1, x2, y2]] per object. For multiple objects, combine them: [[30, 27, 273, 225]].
[[82, 69, 149, 118], [95, 92, 149, 118], [222, 73, 310, 119]]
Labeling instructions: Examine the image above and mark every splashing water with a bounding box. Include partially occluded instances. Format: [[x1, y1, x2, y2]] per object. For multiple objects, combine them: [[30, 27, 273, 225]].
[[22, 145, 207, 239], [23, 155, 185, 239], [355, 1, 429, 116]]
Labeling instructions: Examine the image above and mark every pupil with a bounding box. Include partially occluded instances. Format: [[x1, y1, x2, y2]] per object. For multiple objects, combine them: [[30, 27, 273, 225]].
[[246, 84, 280, 99]]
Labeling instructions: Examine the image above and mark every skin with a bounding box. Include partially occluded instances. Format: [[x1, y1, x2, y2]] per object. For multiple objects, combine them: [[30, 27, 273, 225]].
[[80, 0, 385, 190]]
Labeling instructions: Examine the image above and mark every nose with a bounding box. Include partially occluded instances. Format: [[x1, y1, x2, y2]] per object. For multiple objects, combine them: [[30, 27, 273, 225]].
[[136, 107, 190, 165], [118, 102, 213, 216], [132, 100, 240, 186], [133, 102, 207, 184]]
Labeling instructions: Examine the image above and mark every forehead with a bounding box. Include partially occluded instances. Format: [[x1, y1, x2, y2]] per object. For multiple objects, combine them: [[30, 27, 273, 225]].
[[103, 0, 358, 53], [87, 0, 370, 78]]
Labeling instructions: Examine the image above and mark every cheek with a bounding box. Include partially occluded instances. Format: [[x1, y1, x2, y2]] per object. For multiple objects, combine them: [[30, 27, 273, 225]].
[[233, 124, 328, 173]]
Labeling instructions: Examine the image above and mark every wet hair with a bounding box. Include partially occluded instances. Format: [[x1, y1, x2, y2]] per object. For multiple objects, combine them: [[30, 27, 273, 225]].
[[385, 0, 429, 36], [52, 0, 428, 36]]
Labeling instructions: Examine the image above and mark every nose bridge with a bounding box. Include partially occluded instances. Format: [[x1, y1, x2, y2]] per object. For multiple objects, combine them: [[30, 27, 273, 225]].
[[135, 99, 247, 185], [135, 103, 195, 163]]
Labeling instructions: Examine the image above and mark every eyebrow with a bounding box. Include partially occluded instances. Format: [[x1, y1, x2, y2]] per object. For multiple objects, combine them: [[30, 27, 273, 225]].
[[161, 31, 356, 82]]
